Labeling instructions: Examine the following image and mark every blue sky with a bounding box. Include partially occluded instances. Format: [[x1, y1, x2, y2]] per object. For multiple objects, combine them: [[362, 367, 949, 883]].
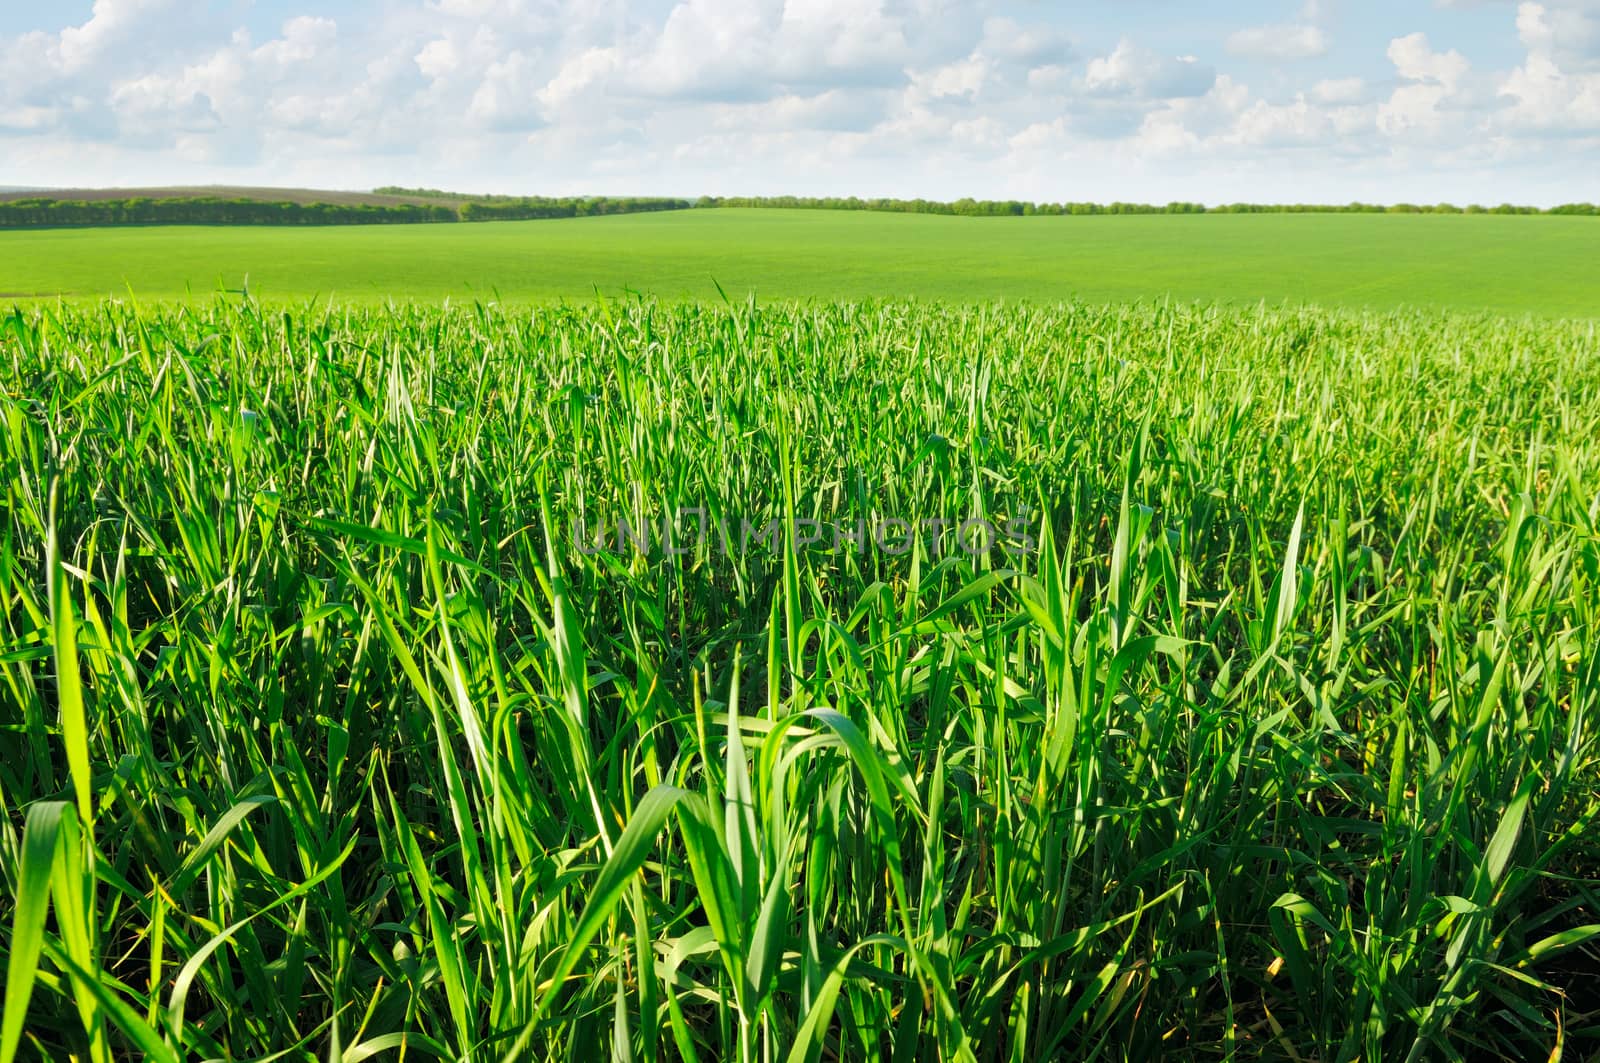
[[2, 1, 1597, 203]]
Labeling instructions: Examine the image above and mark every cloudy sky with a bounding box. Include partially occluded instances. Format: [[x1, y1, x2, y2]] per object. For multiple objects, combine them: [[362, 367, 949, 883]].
[[2, 1, 1597, 204]]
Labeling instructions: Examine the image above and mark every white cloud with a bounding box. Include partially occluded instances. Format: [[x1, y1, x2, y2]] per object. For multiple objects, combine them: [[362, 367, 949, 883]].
[[414, 38, 462, 81], [1387, 32, 1470, 88], [977, 16, 1072, 66], [58, 0, 182, 73], [469, 51, 547, 130], [1084, 40, 1216, 99], [537, 47, 623, 112], [1313, 76, 1367, 103], [1515, 0, 1600, 71], [1226, 24, 1331, 60], [713, 89, 882, 132], [1231, 96, 1331, 145], [1377, 33, 1477, 135], [911, 55, 989, 100], [1129, 75, 1254, 153], [252, 17, 339, 73], [618, 0, 923, 102], [1495, 2, 1600, 131]]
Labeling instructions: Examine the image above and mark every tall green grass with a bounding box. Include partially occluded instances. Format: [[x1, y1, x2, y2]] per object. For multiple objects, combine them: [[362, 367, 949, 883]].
[[1, 297, 1597, 1061]]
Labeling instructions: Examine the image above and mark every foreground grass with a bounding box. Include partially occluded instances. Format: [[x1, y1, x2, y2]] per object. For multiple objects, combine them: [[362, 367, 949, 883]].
[[1, 297, 1598, 1061], [3, 209, 1600, 315]]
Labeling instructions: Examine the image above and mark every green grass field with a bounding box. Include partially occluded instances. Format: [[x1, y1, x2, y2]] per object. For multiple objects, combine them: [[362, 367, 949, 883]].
[[3, 298, 1598, 1061], [3, 209, 1599, 315]]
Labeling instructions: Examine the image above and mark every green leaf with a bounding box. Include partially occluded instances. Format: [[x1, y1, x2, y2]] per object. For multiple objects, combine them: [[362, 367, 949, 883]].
[[1, 802, 68, 1063], [169, 794, 278, 896], [534, 785, 690, 1018]]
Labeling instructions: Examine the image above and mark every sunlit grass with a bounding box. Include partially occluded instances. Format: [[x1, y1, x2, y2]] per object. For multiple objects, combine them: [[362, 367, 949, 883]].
[[2, 296, 1598, 1060]]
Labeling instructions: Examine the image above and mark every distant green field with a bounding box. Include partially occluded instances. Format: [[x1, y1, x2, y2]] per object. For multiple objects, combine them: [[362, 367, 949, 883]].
[[2, 208, 1597, 315]]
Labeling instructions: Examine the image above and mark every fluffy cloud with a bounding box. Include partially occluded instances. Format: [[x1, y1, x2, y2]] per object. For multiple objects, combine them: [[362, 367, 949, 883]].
[[468, 51, 549, 130], [1387, 32, 1470, 88], [57, 0, 186, 73], [1084, 41, 1216, 99], [1377, 33, 1472, 135], [616, 0, 931, 102], [1513, 0, 1600, 71], [1496, 2, 1600, 130]]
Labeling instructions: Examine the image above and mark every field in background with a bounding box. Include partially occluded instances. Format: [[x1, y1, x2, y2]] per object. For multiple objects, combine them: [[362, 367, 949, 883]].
[[2, 208, 1598, 314], [2, 298, 1597, 1060]]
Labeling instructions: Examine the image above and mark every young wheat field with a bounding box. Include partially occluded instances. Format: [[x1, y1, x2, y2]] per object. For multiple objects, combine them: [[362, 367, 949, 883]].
[[2, 297, 1598, 1061]]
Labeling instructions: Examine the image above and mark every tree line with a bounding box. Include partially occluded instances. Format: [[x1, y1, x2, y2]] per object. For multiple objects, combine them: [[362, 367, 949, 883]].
[[0, 197, 460, 229], [0, 195, 693, 229], [376, 187, 698, 219], [1, 191, 1595, 230], [458, 196, 692, 221], [694, 195, 1600, 217]]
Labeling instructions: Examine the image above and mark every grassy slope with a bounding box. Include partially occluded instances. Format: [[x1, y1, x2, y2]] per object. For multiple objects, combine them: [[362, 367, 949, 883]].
[[2, 208, 1597, 315]]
